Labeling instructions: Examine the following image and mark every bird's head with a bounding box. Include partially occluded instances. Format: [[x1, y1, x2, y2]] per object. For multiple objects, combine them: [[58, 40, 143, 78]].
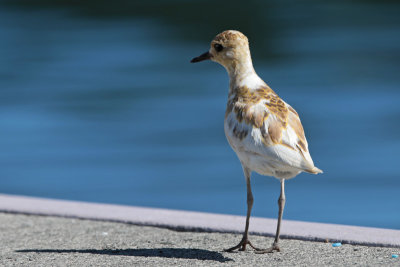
[[191, 30, 252, 73]]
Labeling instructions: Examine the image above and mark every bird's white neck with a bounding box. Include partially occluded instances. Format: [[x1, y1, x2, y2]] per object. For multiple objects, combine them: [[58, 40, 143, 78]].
[[226, 58, 265, 92]]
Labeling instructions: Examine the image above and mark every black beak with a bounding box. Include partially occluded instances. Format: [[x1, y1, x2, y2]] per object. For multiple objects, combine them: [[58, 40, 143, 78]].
[[190, 51, 212, 63]]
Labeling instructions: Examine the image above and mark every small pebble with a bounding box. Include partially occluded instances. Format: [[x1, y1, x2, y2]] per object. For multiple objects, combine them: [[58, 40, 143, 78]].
[[332, 242, 342, 247], [392, 254, 399, 258]]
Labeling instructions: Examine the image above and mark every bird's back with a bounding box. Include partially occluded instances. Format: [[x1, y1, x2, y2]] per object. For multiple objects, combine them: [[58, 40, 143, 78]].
[[224, 83, 322, 179]]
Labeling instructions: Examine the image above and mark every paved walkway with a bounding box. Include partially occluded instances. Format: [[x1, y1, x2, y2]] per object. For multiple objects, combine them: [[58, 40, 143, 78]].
[[1, 194, 400, 248], [1, 213, 399, 266]]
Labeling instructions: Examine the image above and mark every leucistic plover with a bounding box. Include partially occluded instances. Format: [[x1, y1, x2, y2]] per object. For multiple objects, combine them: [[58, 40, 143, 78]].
[[191, 30, 322, 253]]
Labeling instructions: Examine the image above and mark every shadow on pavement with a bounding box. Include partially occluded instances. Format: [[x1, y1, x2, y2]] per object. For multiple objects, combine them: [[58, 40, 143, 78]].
[[16, 248, 233, 262]]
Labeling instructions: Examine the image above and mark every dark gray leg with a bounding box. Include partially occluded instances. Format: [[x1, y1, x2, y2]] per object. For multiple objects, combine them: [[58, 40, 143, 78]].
[[225, 167, 261, 252], [257, 178, 286, 253]]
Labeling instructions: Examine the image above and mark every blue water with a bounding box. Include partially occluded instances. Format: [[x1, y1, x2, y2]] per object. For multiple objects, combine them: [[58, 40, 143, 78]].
[[1, 1, 400, 229]]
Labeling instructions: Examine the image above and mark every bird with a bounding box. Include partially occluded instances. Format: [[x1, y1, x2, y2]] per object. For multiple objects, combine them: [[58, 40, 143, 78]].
[[190, 30, 322, 253]]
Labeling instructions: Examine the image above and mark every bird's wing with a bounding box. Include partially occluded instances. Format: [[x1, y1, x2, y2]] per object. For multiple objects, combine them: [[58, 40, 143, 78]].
[[226, 85, 321, 173]]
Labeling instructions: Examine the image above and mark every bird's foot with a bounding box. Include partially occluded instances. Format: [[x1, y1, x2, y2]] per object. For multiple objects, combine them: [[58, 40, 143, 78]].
[[224, 237, 261, 252], [255, 242, 281, 254]]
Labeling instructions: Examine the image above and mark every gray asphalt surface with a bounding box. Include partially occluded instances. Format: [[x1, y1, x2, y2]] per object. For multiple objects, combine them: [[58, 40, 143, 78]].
[[1, 213, 399, 266]]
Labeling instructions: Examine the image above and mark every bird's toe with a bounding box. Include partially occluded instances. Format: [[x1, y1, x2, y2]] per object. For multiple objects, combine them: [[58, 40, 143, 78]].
[[255, 243, 281, 254]]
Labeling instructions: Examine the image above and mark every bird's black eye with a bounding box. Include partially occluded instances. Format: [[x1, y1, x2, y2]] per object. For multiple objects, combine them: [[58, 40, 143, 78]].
[[214, 43, 223, 52]]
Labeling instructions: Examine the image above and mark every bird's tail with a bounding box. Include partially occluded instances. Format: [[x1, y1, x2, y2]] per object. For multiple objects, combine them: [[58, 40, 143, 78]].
[[305, 166, 323, 174]]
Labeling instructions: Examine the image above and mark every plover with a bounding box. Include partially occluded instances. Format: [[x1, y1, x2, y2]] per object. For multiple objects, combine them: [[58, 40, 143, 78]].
[[191, 30, 322, 253]]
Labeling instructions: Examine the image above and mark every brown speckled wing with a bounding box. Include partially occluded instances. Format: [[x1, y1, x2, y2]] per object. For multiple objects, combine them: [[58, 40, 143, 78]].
[[287, 106, 308, 153], [225, 85, 321, 173], [227, 85, 309, 153]]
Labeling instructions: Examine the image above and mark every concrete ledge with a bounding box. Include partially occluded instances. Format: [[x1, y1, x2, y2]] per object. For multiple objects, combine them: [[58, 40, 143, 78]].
[[0, 193, 399, 248]]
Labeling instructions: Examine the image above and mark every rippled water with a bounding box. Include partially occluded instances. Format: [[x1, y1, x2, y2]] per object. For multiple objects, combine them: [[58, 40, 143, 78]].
[[1, 1, 400, 229]]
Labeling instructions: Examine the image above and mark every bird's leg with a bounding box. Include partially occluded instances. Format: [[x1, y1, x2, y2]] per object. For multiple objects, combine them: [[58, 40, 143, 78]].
[[256, 178, 286, 254], [225, 167, 261, 252]]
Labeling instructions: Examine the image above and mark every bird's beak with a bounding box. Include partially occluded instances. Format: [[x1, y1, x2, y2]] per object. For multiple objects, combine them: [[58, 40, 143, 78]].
[[190, 51, 212, 63]]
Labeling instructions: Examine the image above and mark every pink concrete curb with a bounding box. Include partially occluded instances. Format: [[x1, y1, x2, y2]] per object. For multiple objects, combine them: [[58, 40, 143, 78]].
[[1, 194, 399, 248]]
